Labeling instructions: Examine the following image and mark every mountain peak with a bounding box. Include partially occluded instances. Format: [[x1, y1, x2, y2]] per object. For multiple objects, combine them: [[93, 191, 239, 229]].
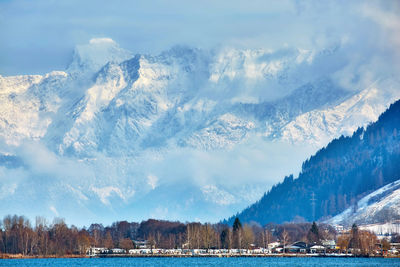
[[67, 38, 133, 74]]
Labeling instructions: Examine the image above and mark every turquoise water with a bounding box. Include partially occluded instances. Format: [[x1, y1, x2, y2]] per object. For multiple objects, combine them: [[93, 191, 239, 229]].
[[0, 257, 399, 267]]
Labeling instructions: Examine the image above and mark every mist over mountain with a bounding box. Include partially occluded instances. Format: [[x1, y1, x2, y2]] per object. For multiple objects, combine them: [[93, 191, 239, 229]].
[[1, 33, 400, 226]]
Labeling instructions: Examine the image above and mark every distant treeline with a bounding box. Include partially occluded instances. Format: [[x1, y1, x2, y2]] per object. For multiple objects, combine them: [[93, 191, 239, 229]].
[[0, 215, 341, 256], [227, 99, 400, 225]]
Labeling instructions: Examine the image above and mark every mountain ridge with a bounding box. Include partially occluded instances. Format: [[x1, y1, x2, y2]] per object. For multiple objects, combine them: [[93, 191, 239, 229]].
[[1, 38, 400, 225]]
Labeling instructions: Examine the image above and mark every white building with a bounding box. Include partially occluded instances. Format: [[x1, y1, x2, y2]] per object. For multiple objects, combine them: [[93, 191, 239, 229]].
[[111, 248, 126, 254], [87, 247, 108, 256], [268, 242, 281, 249], [128, 249, 141, 254]]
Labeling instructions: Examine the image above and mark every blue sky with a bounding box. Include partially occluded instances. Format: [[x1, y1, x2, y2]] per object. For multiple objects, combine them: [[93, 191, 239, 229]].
[[1, 0, 399, 76]]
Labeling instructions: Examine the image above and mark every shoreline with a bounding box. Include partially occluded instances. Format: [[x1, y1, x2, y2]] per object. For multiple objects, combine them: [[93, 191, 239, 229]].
[[0, 254, 88, 259], [1, 253, 399, 259]]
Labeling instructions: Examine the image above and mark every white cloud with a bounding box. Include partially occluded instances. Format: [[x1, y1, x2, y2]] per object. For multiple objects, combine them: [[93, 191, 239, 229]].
[[2, 0, 399, 77], [201, 185, 236, 206], [90, 186, 126, 205], [147, 174, 158, 190], [66, 185, 89, 201], [0, 182, 17, 199], [361, 2, 400, 65], [49, 205, 59, 216], [89, 38, 115, 45], [362, 3, 400, 37]]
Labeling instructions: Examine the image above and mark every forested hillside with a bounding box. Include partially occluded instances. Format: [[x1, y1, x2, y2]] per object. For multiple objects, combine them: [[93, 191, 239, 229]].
[[226, 99, 400, 225]]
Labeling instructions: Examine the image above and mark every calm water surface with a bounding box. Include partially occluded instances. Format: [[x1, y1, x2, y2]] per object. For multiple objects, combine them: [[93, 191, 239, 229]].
[[0, 257, 399, 267]]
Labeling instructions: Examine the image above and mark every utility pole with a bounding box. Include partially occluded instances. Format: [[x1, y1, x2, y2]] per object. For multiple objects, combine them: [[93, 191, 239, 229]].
[[311, 192, 316, 222]]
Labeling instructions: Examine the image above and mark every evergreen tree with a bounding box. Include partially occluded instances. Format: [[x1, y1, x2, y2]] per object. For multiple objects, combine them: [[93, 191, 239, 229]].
[[232, 217, 242, 249], [307, 222, 320, 244], [233, 218, 242, 232], [220, 228, 230, 249]]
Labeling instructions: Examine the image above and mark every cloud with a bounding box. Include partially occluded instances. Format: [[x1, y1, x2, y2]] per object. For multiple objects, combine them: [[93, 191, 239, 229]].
[[361, 2, 400, 42], [201, 185, 236, 206], [1, 0, 399, 77], [360, 1, 400, 67], [90, 186, 126, 205], [0, 178, 17, 200], [147, 174, 158, 190], [66, 184, 89, 202], [139, 135, 316, 196], [49, 205, 59, 216]]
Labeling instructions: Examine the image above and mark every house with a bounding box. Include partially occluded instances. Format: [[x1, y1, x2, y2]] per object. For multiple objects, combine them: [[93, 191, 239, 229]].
[[139, 249, 152, 254], [273, 245, 284, 253], [87, 247, 109, 256], [165, 249, 182, 254], [133, 240, 149, 249], [219, 249, 229, 254], [208, 249, 219, 254], [128, 249, 141, 254], [310, 245, 326, 254], [251, 248, 265, 254], [333, 225, 345, 233], [239, 249, 249, 254], [322, 240, 336, 250], [111, 248, 126, 254], [191, 249, 207, 255], [285, 241, 308, 253], [152, 249, 163, 254], [267, 242, 281, 250], [229, 248, 240, 254]]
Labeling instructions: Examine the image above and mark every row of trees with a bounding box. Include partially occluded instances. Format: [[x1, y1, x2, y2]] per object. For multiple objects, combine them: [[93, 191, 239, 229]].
[[2, 215, 395, 256], [336, 224, 392, 255], [0, 215, 91, 255], [0, 215, 341, 256]]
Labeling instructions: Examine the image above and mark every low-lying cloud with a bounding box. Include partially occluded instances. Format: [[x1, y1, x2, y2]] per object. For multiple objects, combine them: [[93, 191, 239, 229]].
[[0, 134, 316, 226]]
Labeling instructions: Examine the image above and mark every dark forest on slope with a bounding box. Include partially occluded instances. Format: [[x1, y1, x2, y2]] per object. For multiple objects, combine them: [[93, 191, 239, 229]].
[[225, 98, 400, 225]]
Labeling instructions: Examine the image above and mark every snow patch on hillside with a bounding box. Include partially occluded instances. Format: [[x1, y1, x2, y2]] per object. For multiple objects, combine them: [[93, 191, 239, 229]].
[[328, 179, 400, 226]]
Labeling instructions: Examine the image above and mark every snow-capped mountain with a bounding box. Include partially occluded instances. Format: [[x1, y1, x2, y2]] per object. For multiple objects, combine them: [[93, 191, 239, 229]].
[[280, 77, 400, 146], [1, 38, 399, 225], [328, 179, 400, 226]]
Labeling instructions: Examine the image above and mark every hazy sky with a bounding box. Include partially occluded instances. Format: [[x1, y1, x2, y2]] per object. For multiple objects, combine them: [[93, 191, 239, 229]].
[[1, 0, 399, 76]]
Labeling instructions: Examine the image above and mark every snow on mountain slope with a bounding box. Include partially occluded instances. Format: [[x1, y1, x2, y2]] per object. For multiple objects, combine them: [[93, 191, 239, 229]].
[[184, 113, 256, 150], [328, 179, 400, 226], [280, 78, 400, 147], [359, 222, 400, 238], [1, 38, 400, 225], [0, 72, 67, 145]]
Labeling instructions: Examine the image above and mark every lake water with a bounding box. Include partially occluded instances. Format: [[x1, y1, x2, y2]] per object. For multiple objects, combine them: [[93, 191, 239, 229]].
[[0, 257, 399, 267]]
